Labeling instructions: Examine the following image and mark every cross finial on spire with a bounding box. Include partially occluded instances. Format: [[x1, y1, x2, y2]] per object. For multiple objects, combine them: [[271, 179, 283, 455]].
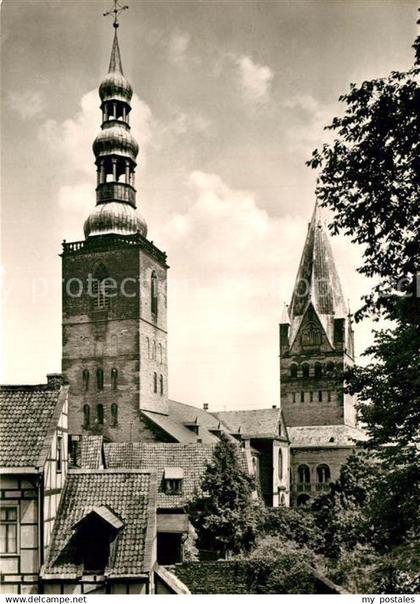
[[103, 0, 129, 29]]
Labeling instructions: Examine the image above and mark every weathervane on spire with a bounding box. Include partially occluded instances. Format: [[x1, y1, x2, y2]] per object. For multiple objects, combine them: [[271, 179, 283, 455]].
[[103, 0, 129, 28]]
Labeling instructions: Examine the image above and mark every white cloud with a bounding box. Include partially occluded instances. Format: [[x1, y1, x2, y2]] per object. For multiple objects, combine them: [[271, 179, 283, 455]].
[[237, 55, 274, 103], [168, 31, 191, 66], [8, 90, 45, 120], [38, 89, 154, 177], [155, 170, 371, 407]]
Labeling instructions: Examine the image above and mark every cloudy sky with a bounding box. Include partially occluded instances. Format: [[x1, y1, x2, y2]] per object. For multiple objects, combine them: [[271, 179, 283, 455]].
[[1, 0, 417, 410]]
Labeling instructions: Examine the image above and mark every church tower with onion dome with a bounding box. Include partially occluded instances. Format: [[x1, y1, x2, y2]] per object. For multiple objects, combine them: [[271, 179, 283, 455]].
[[62, 13, 169, 442]]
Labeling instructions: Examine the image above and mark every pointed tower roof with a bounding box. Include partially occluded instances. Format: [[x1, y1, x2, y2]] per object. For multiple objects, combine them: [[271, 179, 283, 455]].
[[289, 202, 347, 336], [108, 28, 124, 74]]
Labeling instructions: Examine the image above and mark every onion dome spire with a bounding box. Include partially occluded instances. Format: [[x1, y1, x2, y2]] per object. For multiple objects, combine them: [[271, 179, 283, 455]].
[[84, 2, 147, 239]]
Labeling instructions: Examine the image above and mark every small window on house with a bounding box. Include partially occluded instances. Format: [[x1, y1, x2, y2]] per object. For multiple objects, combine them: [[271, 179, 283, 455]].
[[82, 369, 90, 391], [298, 464, 310, 484], [56, 435, 63, 473], [300, 391, 305, 403], [83, 404, 90, 429], [97, 404, 104, 425], [163, 468, 184, 495], [317, 464, 331, 484], [111, 403, 118, 427], [160, 374, 164, 395], [111, 368, 118, 390], [278, 449, 283, 480], [153, 372, 158, 393], [0, 507, 18, 554], [302, 363, 309, 378], [314, 362, 322, 379], [97, 368, 104, 391], [326, 361, 335, 374], [290, 364, 298, 378], [318, 391, 323, 402], [151, 271, 158, 316]]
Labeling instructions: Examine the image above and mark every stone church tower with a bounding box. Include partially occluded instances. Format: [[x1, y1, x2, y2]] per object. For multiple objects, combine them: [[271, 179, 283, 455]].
[[280, 203, 364, 506], [62, 25, 169, 441]]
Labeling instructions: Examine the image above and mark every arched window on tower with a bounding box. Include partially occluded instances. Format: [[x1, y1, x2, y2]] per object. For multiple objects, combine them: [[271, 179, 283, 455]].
[[92, 264, 112, 310], [96, 404, 104, 425], [300, 322, 322, 348], [314, 362, 322, 379], [160, 374, 164, 395], [146, 337, 150, 359], [97, 368, 104, 391], [302, 363, 309, 378], [153, 372, 158, 393], [111, 368, 118, 390], [159, 343, 163, 365], [300, 391, 305, 403], [290, 364, 298, 378], [151, 271, 158, 316], [317, 464, 331, 484], [153, 340, 157, 361], [111, 403, 118, 427], [298, 464, 310, 484], [82, 369, 90, 392], [83, 404, 90, 429]]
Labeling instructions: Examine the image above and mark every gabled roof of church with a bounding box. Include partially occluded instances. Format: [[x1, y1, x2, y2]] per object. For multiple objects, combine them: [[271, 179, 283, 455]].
[[286, 203, 348, 347], [0, 383, 68, 469], [41, 469, 156, 579]]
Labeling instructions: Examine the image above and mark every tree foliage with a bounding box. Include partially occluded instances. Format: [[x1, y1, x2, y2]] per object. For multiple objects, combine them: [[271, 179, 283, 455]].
[[187, 433, 262, 557]]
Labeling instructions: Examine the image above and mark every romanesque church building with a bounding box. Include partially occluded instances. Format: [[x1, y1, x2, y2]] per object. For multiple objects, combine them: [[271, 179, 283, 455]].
[[0, 17, 365, 594]]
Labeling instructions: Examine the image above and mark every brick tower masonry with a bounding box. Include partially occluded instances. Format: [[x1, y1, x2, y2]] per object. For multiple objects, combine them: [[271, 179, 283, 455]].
[[62, 27, 169, 442]]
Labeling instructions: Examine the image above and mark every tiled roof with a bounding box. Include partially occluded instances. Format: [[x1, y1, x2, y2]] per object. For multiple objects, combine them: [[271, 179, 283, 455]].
[[288, 424, 368, 448], [103, 442, 215, 509], [0, 385, 67, 468], [213, 408, 282, 438], [80, 435, 103, 469], [141, 399, 230, 445], [42, 469, 156, 578]]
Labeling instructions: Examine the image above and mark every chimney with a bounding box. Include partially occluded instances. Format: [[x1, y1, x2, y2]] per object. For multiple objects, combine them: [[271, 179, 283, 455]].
[[203, 403, 209, 411], [46, 373, 64, 390]]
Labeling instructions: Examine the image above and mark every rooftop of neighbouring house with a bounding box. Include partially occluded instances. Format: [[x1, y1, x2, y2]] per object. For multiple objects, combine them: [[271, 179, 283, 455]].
[[41, 469, 156, 579], [0, 377, 67, 468], [212, 407, 287, 439], [103, 442, 216, 509], [288, 424, 368, 448]]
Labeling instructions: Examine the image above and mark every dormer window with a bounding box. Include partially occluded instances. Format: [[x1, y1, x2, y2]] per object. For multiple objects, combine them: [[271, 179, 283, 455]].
[[70, 506, 123, 575], [163, 468, 183, 495]]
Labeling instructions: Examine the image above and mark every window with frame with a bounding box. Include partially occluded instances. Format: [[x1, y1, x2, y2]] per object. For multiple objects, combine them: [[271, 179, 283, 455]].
[[300, 391, 305, 403], [0, 507, 18, 554], [111, 368, 118, 390], [111, 403, 118, 427], [317, 464, 331, 484], [97, 368, 104, 391], [318, 391, 323, 402], [164, 479, 183, 495], [151, 271, 158, 316], [160, 374, 164, 395], [290, 364, 298, 378], [92, 265, 113, 310], [82, 369, 90, 391], [56, 435, 63, 473], [153, 372, 158, 393], [83, 404, 90, 429], [298, 464, 310, 484], [97, 404, 104, 425]]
